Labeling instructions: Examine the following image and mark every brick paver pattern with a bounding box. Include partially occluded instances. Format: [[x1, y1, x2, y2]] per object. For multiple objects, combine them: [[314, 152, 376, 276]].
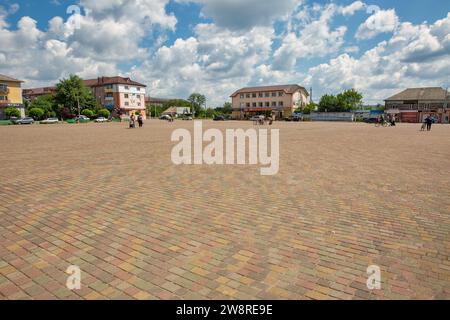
[[0, 121, 449, 300]]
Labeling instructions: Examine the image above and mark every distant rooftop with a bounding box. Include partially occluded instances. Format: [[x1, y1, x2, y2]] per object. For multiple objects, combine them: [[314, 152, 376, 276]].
[[0, 74, 23, 83], [385, 87, 448, 101]]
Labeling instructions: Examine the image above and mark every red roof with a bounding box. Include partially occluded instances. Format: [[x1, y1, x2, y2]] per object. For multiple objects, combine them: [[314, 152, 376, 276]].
[[84, 76, 146, 88]]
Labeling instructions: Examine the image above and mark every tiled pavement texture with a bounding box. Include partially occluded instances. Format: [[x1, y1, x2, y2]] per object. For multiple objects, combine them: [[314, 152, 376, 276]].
[[0, 121, 449, 300]]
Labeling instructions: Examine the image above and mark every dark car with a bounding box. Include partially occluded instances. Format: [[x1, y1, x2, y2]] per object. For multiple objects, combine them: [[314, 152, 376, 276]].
[[364, 118, 378, 124], [214, 115, 226, 121], [15, 117, 35, 125]]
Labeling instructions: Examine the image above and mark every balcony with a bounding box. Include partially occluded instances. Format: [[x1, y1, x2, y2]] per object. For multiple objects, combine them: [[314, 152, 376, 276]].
[[0, 100, 11, 105], [0, 87, 9, 94], [104, 88, 114, 93]]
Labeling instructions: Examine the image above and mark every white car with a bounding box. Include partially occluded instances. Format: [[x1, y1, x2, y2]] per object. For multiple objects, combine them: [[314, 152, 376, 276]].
[[250, 115, 265, 121], [95, 117, 108, 123], [40, 118, 59, 124]]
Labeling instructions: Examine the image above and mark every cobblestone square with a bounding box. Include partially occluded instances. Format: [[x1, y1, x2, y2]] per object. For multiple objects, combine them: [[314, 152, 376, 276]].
[[0, 121, 449, 300]]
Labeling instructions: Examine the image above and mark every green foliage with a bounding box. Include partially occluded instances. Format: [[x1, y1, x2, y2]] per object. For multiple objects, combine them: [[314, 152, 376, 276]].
[[55, 74, 97, 115], [188, 93, 206, 117], [5, 107, 21, 119], [336, 89, 363, 111], [298, 102, 317, 115], [28, 108, 45, 120], [97, 109, 110, 118], [81, 109, 94, 118], [30, 94, 56, 118], [318, 89, 363, 112], [215, 102, 232, 115]]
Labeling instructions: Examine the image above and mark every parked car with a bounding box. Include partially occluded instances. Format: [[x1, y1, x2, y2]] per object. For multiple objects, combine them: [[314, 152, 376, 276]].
[[250, 115, 265, 121], [74, 115, 90, 122], [15, 117, 35, 125], [10, 117, 20, 124], [40, 118, 59, 124], [160, 115, 172, 121], [95, 117, 108, 123], [213, 115, 226, 121], [181, 116, 193, 121], [292, 113, 303, 122]]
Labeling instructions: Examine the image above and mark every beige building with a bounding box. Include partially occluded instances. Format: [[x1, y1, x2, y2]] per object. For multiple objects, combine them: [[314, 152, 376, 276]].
[[0, 74, 25, 120], [230, 84, 310, 120]]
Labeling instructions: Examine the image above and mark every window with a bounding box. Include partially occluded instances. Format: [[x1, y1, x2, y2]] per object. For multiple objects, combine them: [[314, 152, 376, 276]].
[[124, 86, 129, 90], [137, 87, 141, 91], [246, 103, 251, 107], [0, 84, 9, 92], [124, 94, 129, 99], [259, 93, 263, 98], [138, 103, 141, 106], [105, 84, 113, 89], [246, 94, 251, 98], [240, 103, 245, 107], [252, 103, 257, 107], [259, 102, 263, 107], [265, 102, 270, 107], [0, 95, 6, 101], [137, 95, 141, 99], [252, 93, 257, 98], [125, 102, 129, 106], [240, 94, 245, 99], [272, 92, 277, 97], [278, 92, 284, 97], [279, 101, 284, 106], [272, 101, 277, 107], [265, 92, 270, 97]]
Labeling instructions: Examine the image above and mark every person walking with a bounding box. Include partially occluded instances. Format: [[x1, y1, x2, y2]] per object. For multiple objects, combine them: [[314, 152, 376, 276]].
[[130, 114, 136, 129], [426, 116, 433, 132], [138, 115, 143, 128]]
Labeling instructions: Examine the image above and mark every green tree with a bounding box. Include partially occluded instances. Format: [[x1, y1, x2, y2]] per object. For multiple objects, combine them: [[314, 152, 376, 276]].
[[188, 93, 206, 117], [298, 102, 317, 114], [30, 94, 56, 118], [28, 108, 45, 120], [336, 89, 363, 111], [5, 107, 21, 119], [215, 102, 232, 115], [97, 109, 110, 118], [318, 94, 339, 112], [55, 75, 97, 116], [81, 109, 94, 118]]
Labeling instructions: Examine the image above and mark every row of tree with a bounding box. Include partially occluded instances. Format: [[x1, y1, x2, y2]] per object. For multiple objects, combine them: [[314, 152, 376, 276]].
[[297, 89, 364, 114], [18, 75, 110, 120]]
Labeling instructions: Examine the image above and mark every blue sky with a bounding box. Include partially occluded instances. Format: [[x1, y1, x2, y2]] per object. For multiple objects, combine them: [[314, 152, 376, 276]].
[[1, 0, 449, 105]]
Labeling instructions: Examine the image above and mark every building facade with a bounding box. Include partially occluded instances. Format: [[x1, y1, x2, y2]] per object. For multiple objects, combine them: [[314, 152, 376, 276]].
[[0, 74, 25, 120], [230, 84, 310, 120], [23, 76, 147, 119], [86, 77, 147, 119], [385, 87, 450, 123]]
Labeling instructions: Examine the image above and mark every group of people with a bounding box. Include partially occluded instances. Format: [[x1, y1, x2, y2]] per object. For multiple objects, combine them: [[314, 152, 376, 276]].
[[129, 114, 144, 128], [254, 116, 274, 126], [421, 116, 434, 132], [376, 114, 396, 127]]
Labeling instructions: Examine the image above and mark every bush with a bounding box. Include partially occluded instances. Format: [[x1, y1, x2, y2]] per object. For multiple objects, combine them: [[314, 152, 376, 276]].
[[5, 107, 21, 119], [28, 108, 45, 120], [81, 109, 94, 118], [97, 109, 110, 118]]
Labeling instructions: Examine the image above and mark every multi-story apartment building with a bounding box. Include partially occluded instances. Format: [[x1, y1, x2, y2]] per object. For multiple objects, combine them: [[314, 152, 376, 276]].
[[385, 87, 450, 123], [0, 74, 25, 120], [85, 77, 147, 119], [23, 76, 147, 119], [230, 84, 310, 120]]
